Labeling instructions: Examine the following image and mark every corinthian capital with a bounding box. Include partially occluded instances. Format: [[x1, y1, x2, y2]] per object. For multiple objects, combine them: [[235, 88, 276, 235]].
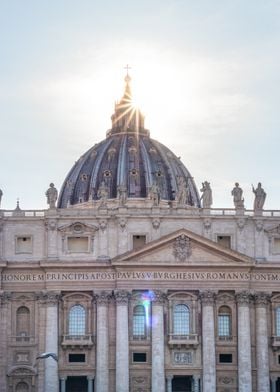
[[94, 291, 112, 305], [236, 291, 252, 306], [114, 290, 130, 305], [43, 291, 61, 305], [254, 292, 270, 307], [150, 290, 166, 305], [200, 290, 215, 305]]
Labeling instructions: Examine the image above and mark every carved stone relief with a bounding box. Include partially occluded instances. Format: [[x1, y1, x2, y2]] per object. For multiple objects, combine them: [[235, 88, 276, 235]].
[[173, 351, 193, 364], [173, 235, 192, 261]]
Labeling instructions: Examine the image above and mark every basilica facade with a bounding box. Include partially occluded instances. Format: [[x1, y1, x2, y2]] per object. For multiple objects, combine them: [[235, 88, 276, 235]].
[[1, 75, 280, 392]]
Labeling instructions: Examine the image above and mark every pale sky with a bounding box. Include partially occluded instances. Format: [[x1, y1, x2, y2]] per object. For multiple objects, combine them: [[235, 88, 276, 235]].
[[0, 0, 279, 210]]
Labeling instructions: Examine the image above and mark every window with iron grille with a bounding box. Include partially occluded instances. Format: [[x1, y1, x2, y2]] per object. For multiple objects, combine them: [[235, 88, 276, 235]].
[[133, 305, 146, 337], [173, 304, 190, 335], [218, 306, 231, 337], [276, 307, 280, 336], [68, 305, 86, 336]]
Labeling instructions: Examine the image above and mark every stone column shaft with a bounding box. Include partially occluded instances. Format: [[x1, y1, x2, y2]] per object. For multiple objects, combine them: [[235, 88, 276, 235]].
[[271, 378, 277, 392], [44, 294, 59, 392], [115, 291, 130, 392], [255, 293, 270, 392], [237, 292, 252, 392], [95, 292, 110, 392], [151, 291, 165, 392], [166, 376, 173, 392], [201, 291, 216, 392], [87, 377, 94, 392], [193, 376, 200, 392], [60, 378, 66, 392]]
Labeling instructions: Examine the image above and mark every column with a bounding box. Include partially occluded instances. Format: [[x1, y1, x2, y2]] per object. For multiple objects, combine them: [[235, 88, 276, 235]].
[[193, 375, 200, 392], [236, 291, 252, 392], [0, 292, 10, 392], [115, 290, 130, 392], [60, 377, 66, 392], [201, 291, 216, 392], [255, 293, 270, 392], [87, 376, 94, 392], [166, 375, 173, 392], [95, 291, 110, 392], [271, 376, 277, 392], [44, 292, 60, 392], [151, 290, 166, 392]]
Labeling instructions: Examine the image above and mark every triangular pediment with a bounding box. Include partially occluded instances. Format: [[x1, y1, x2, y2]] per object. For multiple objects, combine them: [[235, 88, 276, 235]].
[[113, 228, 254, 266]]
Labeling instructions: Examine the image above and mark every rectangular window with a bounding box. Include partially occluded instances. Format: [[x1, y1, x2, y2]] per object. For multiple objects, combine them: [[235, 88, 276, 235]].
[[217, 236, 231, 249], [274, 238, 280, 254], [67, 237, 89, 252], [133, 352, 147, 362], [219, 353, 232, 363], [69, 354, 86, 363], [133, 235, 146, 250], [15, 236, 32, 254], [218, 315, 230, 336]]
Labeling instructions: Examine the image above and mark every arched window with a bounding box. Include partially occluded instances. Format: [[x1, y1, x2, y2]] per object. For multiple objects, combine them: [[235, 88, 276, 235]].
[[173, 304, 190, 336], [133, 305, 146, 338], [276, 307, 280, 336], [16, 382, 29, 392], [218, 306, 231, 337], [16, 306, 30, 337], [68, 305, 86, 336]]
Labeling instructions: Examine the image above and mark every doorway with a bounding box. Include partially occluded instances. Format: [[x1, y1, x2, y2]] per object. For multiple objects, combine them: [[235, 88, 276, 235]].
[[172, 376, 192, 392], [276, 378, 280, 392], [66, 376, 88, 392]]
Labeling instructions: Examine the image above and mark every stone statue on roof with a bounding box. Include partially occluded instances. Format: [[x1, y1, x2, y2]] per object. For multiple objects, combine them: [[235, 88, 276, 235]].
[[97, 181, 109, 206], [176, 176, 188, 205], [46, 183, 58, 209], [231, 183, 244, 208], [0, 188, 3, 207], [117, 184, 127, 206], [200, 181, 213, 208], [252, 182, 266, 211], [149, 183, 160, 206]]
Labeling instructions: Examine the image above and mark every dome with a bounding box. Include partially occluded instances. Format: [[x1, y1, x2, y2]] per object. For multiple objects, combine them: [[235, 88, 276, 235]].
[[58, 75, 201, 208]]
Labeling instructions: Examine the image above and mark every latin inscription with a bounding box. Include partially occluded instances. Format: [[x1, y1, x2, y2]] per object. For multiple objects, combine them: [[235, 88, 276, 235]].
[[1, 271, 280, 283]]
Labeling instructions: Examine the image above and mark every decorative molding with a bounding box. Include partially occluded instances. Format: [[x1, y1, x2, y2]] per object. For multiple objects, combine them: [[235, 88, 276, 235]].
[[255, 219, 264, 232], [114, 290, 130, 305], [99, 219, 108, 231], [254, 292, 270, 307], [118, 217, 127, 230], [150, 290, 166, 305], [173, 351, 192, 364], [45, 219, 57, 231], [94, 291, 111, 305], [173, 234, 192, 261], [58, 221, 98, 235], [237, 217, 246, 230], [152, 218, 161, 230], [200, 290, 215, 305], [37, 291, 60, 305], [203, 218, 212, 230], [0, 291, 11, 304], [236, 291, 252, 305]]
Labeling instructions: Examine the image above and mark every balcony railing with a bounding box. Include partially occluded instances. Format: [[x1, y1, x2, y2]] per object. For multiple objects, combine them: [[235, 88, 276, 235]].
[[9, 336, 37, 346], [168, 333, 199, 348], [271, 335, 280, 349], [61, 334, 95, 348]]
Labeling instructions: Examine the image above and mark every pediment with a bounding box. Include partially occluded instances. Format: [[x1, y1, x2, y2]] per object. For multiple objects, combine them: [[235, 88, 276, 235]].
[[265, 224, 280, 237], [113, 228, 254, 266], [58, 221, 98, 234]]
